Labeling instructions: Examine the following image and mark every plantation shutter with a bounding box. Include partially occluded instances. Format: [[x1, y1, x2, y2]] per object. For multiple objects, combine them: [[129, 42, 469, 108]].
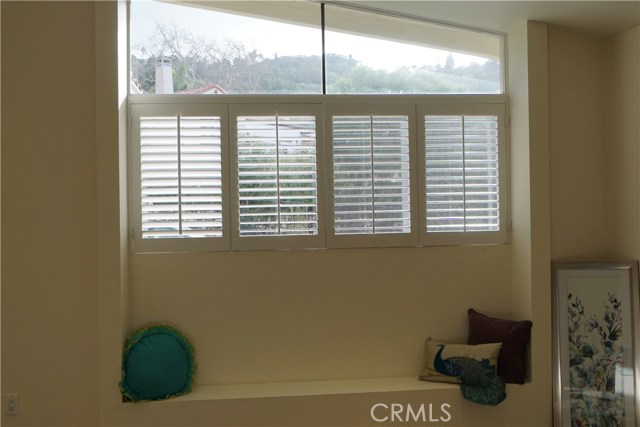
[[131, 103, 230, 252], [332, 115, 411, 235], [139, 116, 180, 238], [236, 115, 319, 236], [131, 101, 507, 253], [233, 107, 324, 250], [139, 115, 224, 239], [423, 112, 502, 239]]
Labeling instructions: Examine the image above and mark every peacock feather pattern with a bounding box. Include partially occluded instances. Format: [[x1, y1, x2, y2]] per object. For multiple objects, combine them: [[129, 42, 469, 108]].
[[434, 344, 506, 406]]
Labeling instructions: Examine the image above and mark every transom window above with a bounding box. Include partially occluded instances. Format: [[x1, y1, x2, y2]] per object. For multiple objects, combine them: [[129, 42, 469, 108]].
[[129, 1, 504, 95]]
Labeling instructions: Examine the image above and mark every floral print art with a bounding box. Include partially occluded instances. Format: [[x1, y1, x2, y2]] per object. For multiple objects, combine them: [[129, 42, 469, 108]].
[[567, 292, 626, 427]]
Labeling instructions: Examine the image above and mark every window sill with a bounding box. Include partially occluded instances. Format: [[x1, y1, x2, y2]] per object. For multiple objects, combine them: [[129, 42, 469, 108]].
[[169, 376, 459, 401]]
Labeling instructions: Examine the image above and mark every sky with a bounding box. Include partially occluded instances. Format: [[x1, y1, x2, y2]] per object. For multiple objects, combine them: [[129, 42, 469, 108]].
[[130, 0, 494, 71]]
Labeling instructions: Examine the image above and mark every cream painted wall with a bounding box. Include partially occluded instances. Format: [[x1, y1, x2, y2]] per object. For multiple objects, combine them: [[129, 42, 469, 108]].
[[548, 27, 609, 260], [130, 246, 511, 385], [605, 26, 640, 259], [548, 25, 640, 260], [1, 2, 100, 425], [505, 20, 553, 426]]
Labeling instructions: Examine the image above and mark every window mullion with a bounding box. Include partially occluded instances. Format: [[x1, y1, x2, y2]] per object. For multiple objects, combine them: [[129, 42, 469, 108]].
[[177, 114, 183, 235], [369, 115, 376, 234], [275, 114, 282, 234], [321, 3, 327, 95], [461, 115, 467, 233]]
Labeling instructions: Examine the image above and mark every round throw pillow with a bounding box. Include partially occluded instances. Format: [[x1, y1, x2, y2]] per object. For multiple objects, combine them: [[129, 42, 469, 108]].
[[120, 325, 195, 402]]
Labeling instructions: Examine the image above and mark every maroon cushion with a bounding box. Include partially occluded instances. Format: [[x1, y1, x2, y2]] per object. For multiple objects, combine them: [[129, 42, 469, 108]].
[[467, 308, 532, 384]]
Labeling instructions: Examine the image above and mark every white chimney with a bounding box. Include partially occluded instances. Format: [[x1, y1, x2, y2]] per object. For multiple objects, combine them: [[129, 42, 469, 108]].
[[155, 58, 174, 94]]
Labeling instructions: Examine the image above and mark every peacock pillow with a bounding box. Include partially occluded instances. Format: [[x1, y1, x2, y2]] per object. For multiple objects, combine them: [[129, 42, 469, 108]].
[[120, 324, 196, 402], [420, 338, 502, 384]]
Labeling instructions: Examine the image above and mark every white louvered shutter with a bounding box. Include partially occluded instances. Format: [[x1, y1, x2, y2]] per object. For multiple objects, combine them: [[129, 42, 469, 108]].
[[332, 115, 411, 235], [236, 115, 319, 237], [424, 114, 500, 234], [139, 115, 223, 240]]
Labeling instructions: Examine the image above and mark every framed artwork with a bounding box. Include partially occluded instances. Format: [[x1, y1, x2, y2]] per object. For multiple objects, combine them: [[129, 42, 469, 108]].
[[552, 262, 640, 427]]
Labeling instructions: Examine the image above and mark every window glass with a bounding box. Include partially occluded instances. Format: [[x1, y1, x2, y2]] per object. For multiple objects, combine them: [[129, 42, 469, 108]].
[[130, 1, 504, 96], [324, 5, 502, 94], [130, 1, 322, 94]]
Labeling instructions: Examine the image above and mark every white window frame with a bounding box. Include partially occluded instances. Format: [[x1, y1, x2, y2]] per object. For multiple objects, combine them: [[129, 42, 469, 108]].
[[417, 102, 508, 246], [229, 103, 326, 251]]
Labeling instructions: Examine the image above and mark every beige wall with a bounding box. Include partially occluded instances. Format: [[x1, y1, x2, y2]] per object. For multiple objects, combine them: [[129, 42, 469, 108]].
[[1, 1, 638, 426], [548, 27, 609, 260], [548, 25, 640, 261], [1, 2, 100, 425], [130, 246, 511, 385], [605, 26, 640, 259]]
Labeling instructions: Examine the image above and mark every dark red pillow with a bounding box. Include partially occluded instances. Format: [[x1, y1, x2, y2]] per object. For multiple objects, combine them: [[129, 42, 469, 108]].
[[467, 308, 532, 384]]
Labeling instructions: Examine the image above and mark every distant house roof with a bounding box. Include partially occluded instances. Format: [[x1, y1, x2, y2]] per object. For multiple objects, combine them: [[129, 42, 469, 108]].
[[129, 75, 228, 95], [177, 83, 227, 95]]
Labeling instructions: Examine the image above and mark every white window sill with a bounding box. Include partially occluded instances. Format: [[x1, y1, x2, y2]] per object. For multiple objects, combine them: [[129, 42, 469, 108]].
[[168, 376, 459, 402]]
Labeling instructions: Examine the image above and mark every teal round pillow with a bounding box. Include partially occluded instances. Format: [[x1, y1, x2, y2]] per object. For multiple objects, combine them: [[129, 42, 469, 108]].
[[120, 325, 195, 402]]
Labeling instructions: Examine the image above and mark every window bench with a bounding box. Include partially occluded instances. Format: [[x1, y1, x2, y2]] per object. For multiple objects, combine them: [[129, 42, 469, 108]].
[[169, 376, 459, 401]]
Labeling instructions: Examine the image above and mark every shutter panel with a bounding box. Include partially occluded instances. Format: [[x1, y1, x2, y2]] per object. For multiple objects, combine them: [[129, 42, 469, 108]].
[[140, 116, 180, 238], [237, 115, 318, 237], [332, 115, 410, 235], [179, 116, 224, 237], [140, 115, 223, 239], [424, 114, 499, 233]]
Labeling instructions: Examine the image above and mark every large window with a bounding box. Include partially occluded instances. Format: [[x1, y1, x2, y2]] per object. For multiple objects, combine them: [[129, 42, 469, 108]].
[[128, 1, 508, 252]]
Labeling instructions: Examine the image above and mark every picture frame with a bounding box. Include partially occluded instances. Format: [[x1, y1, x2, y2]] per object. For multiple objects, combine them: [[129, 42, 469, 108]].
[[552, 261, 640, 427]]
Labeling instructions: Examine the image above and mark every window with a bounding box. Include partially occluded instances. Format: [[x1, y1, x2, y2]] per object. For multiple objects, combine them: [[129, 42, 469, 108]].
[[332, 115, 411, 235], [128, 1, 508, 252], [130, 1, 504, 95], [323, 5, 503, 94], [236, 116, 319, 237], [129, 99, 507, 251], [139, 115, 223, 238], [130, 103, 230, 252], [326, 103, 417, 248], [418, 104, 508, 245], [230, 104, 326, 251]]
